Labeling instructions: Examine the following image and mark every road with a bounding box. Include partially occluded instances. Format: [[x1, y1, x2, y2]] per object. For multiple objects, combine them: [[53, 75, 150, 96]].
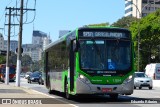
[[9, 78, 160, 107]]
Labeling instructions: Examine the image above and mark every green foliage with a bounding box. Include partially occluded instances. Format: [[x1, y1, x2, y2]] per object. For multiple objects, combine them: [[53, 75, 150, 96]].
[[9, 52, 17, 65], [21, 55, 32, 66], [0, 55, 6, 64], [112, 16, 139, 29], [130, 9, 160, 71], [31, 61, 40, 71], [87, 22, 110, 27]]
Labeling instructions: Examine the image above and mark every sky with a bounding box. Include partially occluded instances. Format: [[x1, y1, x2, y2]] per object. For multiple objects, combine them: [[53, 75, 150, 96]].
[[0, 0, 125, 44]]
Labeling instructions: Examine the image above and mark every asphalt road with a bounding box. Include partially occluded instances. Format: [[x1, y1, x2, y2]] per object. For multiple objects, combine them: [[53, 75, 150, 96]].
[[9, 78, 160, 107]]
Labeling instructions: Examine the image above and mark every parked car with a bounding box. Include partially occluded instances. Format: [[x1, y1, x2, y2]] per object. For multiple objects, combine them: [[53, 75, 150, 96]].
[[20, 72, 25, 78], [38, 74, 44, 85], [134, 72, 153, 89], [27, 72, 41, 83], [25, 72, 32, 79]]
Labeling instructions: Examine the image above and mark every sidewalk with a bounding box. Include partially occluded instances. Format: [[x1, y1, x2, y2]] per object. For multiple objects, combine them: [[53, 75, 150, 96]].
[[0, 82, 75, 107]]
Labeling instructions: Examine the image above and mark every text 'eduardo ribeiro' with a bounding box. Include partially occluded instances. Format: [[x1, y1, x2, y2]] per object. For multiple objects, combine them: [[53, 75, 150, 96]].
[[131, 100, 158, 104]]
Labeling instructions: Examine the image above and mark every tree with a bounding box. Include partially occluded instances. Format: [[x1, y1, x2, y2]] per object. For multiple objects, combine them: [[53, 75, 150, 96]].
[[130, 9, 160, 71], [21, 55, 32, 66], [31, 61, 40, 71], [87, 22, 110, 27], [0, 55, 6, 64], [9, 52, 17, 65], [21, 55, 32, 72], [112, 16, 138, 29]]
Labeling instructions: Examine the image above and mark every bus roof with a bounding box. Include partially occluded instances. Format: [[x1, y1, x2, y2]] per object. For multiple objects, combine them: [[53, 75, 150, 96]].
[[44, 26, 130, 51], [78, 26, 130, 31]]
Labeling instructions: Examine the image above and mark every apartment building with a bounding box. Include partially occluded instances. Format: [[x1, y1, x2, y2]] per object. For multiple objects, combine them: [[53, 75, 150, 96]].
[[4, 40, 18, 52], [23, 30, 51, 62], [125, 0, 160, 18]]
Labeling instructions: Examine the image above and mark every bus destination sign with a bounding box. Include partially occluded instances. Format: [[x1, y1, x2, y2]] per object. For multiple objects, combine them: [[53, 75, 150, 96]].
[[82, 31, 128, 38]]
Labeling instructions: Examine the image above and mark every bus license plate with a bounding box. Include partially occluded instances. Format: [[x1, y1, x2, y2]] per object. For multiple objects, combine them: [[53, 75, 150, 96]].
[[102, 88, 112, 92]]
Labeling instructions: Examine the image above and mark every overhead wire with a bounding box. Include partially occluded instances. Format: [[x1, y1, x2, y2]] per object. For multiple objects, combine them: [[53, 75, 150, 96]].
[[1, 0, 36, 38], [16, 0, 20, 22], [0, 0, 13, 23], [23, 0, 36, 24], [23, 0, 29, 23]]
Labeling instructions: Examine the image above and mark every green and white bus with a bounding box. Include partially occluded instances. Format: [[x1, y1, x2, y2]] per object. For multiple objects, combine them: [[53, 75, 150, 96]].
[[43, 26, 134, 99]]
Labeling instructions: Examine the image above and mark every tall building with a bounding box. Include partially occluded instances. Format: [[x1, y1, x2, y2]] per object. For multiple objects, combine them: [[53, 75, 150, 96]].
[[4, 40, 18, 52], [22, 44, 42, 62], [125, 0, 160, 18], [32, 30, 47, 46], [22, 44, 33, 57], [22, 30, 52, 62], [43, 36, 52, 50], [0, 33, 4, 50]]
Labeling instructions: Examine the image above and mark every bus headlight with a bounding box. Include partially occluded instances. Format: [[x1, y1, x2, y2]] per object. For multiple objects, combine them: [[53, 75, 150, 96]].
[[123, 75, 133, 84], [79, 74, 90, 84]]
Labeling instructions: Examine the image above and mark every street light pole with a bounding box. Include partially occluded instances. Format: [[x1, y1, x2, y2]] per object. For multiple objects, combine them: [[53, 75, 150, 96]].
[[5, 7, 12, 85], [16, 0, 24, 87]]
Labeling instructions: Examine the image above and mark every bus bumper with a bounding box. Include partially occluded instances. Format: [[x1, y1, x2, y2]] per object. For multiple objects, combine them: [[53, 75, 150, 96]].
[[76, 78, 133, 95]]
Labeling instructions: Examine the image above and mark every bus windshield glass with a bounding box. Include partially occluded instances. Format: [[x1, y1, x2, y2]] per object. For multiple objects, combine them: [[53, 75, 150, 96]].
[[79, 39, 131, 74]]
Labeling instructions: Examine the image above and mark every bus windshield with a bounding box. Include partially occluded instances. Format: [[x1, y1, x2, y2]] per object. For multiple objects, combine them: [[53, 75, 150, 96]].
[[79, 39, 131, 74]]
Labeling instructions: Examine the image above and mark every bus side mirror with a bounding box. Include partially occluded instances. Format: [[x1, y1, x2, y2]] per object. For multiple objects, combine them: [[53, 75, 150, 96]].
[[73, 40, 79, 52]]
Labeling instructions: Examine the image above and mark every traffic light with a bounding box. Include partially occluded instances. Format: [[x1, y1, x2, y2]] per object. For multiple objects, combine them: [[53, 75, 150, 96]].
[[0, 50, 7, 56]]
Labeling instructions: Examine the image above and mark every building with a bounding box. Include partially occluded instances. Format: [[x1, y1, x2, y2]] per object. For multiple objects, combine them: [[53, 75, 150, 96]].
[[22, 30, 52, 62], [22, 44, 33, 57], [0, 33, 4, 50], [32, 30, 47, 46], [125, 0, 160, 18], [43, 36, 51, 50], [22, 44, 42, 62], [4, 40, 18, 52]]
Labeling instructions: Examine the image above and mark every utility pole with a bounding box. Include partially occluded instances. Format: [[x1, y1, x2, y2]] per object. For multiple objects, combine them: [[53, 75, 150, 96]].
[[16, 0, 24, 87], [5, 7, 19, 85], [5, 7, 12, 85], [13, 0, 35, 87], [2, 0, 35, 86]]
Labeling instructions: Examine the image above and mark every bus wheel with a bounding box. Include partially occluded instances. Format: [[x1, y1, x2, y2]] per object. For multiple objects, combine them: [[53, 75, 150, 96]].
[[48, 88, 53, 94], [65, 81, 72, 99], [109, 94, 118, 100]]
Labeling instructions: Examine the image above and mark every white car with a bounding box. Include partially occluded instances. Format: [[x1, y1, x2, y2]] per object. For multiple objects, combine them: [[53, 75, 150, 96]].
[[25, 72, 32, 79], [134, 72, 153, 89]]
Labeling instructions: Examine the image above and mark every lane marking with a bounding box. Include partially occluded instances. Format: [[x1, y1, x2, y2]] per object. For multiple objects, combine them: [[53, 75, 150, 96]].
[[31, 89, 78, 107]]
